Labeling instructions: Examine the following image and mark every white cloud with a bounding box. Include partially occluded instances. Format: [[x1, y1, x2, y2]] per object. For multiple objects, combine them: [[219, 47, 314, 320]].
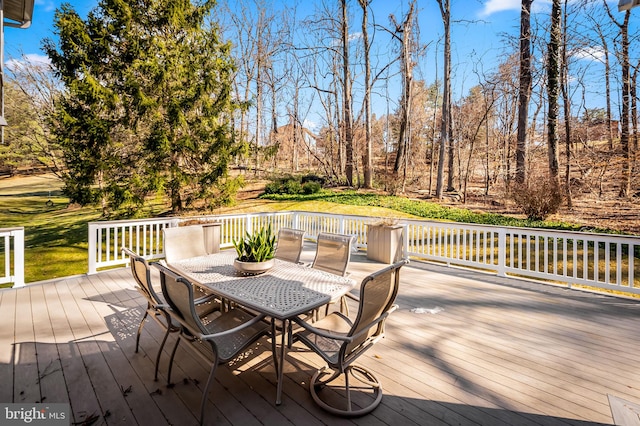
[[479, 0, 520, 17], [35, 0, 57, 13], [479, 0, 552, 17], [572, 46, 606, 62], [5, 54, 51, 72], [330, 32, 362, 47]]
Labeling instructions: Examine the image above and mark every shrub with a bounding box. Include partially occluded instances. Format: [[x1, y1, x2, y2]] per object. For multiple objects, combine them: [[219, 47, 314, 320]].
[[264, 181, 281, 195], [510, 178, 563, 221], [302, 181, 322, 194], [301, 174, 325, 185], [264, 175, 324, 195], [283, 178, 303, 194], [264, 177, 301, 195]]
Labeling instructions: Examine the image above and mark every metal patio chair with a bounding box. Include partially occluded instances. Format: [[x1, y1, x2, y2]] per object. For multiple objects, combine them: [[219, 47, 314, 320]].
[[162, 225, 220, 301], [121, 248, 218, 381], [163, 225, 208, 264], [274, 228, 305, 264], [155, 263, 274, 425], [292, 259, 409, 417], [311, 232, 354, 316]]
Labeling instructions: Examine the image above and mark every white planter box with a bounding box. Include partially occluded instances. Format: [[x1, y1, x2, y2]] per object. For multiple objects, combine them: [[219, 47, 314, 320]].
[[366, 225, 403, 264]]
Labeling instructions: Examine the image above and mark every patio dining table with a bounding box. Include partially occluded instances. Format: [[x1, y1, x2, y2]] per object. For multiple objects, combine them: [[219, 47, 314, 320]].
[[166, 250, 357, 405]]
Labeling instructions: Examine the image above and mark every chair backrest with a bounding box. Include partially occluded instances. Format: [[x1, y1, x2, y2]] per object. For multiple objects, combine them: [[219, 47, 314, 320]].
[[274, 228, 305, 263], [156, 263, 207, 335], [311, 232, 353, 276], [122, 247, 162, 306], [163, 225, 208, 264], [345, 259, 408, 356]]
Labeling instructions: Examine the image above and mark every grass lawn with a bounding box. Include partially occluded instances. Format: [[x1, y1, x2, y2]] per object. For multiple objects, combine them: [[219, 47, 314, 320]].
[[1, 175, 417, 284], [1, 175, 102, 283], [4, 174, 620, 286]]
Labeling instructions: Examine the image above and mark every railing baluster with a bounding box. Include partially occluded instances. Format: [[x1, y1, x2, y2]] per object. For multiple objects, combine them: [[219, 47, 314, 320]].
[[79, 212, 640, 296]]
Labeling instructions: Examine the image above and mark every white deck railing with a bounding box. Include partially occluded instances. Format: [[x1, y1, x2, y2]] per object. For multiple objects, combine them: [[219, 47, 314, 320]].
[[0, 227, 25, 288], [88, 211, 640, 296]]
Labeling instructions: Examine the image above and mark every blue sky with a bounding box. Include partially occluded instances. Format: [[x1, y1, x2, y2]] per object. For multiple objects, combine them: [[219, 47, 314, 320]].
[[3, 0, 630, 118], [2, 1, 536, 72], [5, 0, 523, 62]]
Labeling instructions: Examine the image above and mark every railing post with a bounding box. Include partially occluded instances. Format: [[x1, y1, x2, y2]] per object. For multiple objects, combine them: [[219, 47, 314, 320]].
[[291, 211, 299, 229], [88, 223, 97, 275], [630, 243, 636, 289], [11, 228, 24, 288], [497, 228, 507, 277]]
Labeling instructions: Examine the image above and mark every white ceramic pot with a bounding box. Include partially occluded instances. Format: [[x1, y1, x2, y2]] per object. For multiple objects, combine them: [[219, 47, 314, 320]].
[[233, 258, 275, 275]]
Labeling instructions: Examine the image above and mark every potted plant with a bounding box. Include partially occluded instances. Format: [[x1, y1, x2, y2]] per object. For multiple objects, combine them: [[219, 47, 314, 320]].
[[232, 224, 277, 275], [366, 218, 404, 264]]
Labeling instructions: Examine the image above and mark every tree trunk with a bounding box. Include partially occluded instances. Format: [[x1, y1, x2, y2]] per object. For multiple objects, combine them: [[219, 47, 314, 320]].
[[269, 70, 278, 171], [516, 0, 533, 185], [631, 60, 638, 153], [596, 29, 614, 151], [255, 58, 262, 176], [392, 2, 415, 188], [435, 0, 450, 198], [561, 0, 572, 209], [619, 12, 631, 197], [547, 0, 561, 187], [429, 81, 439, 196], [359, 0, 373, 188], [341, 0, 354, 186]]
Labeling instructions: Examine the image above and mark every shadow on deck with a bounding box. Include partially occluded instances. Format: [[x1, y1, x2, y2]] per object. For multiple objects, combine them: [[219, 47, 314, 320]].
[[1, 246, 639, 425]]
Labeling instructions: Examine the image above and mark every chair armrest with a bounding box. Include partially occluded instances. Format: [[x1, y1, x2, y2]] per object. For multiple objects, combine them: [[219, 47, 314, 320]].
[[294, 305, 398, 345], [166, 309, 268, 342], [344, 312, 391, 340], [291, 316, 353, 342]]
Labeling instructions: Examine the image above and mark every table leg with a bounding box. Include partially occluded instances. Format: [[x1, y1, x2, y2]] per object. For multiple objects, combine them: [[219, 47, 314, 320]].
[[275, 318, 288, 405], [270, 319, 278, 377]]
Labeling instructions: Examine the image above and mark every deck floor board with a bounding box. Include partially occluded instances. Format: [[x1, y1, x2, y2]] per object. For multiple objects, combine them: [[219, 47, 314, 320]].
[[2, 249, 638, 425]]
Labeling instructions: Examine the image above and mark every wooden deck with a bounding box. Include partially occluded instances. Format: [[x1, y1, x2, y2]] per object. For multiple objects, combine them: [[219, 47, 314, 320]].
[[2, 246, 640, 426]]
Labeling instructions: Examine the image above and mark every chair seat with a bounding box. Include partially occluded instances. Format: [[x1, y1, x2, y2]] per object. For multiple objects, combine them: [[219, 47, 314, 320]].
[[295, 312, 352, 365]]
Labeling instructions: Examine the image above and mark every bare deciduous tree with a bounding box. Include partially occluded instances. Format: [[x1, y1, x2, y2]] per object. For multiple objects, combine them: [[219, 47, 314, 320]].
[[358, 0, 373, 188], [435, 0, 451, 198], [604, 1, 632, 197], [390, 1, 416, 192], [547, 0, 561, 187], [516, 0, 533, 185]]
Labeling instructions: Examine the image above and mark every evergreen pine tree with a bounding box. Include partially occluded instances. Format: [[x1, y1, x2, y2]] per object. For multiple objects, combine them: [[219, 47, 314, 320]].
[[44, 0, 245, 215]]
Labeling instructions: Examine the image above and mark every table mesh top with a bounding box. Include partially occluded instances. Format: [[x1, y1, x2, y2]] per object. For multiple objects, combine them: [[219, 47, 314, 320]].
[[170, 251, 356, 319]]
